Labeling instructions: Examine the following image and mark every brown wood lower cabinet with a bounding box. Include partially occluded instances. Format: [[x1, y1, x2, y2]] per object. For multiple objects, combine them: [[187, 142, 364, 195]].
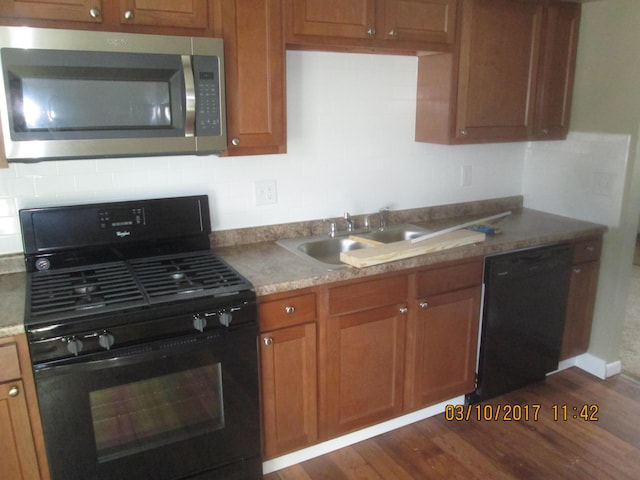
[[0, 335, 49, 480], [404, 286, 481, 410], [560, 237, 602, 360], [322, 296, 408, 438], [259, 291, 318, 459]]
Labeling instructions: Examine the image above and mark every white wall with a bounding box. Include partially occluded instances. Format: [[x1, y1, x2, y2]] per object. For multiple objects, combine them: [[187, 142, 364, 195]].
[[0, 50, 525, 255], [523, 132, 630, 229]]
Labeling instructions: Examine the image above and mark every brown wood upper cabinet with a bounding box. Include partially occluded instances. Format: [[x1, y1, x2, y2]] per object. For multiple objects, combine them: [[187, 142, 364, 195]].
[[286, 0, 457, 54], [415, 0, 580, 144], [0, 0, 216, 35], [218, 0, 287, 156]]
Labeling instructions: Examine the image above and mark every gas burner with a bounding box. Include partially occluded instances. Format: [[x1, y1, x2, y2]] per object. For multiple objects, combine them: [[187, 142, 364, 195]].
[[74, 284, 98, 295], [75, 294, 106, 310]]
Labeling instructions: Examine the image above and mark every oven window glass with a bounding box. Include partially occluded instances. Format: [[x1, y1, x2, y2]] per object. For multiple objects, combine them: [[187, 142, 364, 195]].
[[89, 363, 224, 463]]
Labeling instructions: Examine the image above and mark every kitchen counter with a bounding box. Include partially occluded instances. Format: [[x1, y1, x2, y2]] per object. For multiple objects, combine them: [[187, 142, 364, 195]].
[[0, 201, 607, 337], [0, 271, 26, 337], [215, 207, 607, 296]]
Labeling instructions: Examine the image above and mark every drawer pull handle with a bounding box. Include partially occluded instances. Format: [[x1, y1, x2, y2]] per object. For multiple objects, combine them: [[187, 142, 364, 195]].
[[419, 302, 429, 309], [285, 306, 295, 314], [263, 337, 273, 347], [399, 307, 408, 314], [9, 386, 19, 397]]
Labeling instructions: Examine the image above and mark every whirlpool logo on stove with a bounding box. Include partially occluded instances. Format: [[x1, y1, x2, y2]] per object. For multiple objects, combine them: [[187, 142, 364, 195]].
[[116, 230, 131, 238]]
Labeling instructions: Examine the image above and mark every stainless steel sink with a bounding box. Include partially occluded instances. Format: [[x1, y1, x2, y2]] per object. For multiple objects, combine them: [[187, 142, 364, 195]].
[[364, 225, 430, 243], [276, 224, 430, 269]]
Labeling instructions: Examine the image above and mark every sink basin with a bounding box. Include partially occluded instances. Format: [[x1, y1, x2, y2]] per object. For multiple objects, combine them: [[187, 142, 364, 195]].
[[277, 236, 373, 268], [299, 237, 372, 265], [276, 223, 430, 269], [364, 225, 430, 243]]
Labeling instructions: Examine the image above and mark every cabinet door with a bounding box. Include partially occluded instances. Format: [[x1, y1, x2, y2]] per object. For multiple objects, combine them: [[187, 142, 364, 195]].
[[455, 0, 543, 142], [383, 0, 456, 44], [0, 381, 41, 480], [405, 286, 481, 410], [534, 1, 580, 140], [118, 0, 209, 29], [261, 323, 318, 459], [221, 0, 286, 155], [560, 261, 599, 360], [324, 303, 407, 438], [288, 0, 377, 39], [0, 0, 101, 23]]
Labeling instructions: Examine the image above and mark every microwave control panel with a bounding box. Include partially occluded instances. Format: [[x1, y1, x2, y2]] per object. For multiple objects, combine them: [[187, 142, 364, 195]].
[[193, 56, 222, 137]]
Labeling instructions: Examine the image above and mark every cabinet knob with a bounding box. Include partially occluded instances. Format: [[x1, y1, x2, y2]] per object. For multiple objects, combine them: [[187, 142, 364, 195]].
[[89, 8, 101, 18], [573, 267, 582, 274], [399, 307, 408, 314], [367, 27, 376, 37], [586, 245, 595, 252], [419, 302, 429, 309], [124, 10, 134, 20], [263, 337, 273, 347], [285, 306, 295, 315], [8, 386, 19, 397], [231, 138, 240, 146], [541, 128, 549, 135], [388, 29, 398, 38], [459, 129, 468, 136]]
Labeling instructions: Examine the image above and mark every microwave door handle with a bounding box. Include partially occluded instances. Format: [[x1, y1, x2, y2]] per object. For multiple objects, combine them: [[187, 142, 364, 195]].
[[182, 55, 196, 137]]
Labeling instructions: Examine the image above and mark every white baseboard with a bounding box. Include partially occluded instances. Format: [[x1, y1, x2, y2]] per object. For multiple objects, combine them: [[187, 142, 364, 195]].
[[262, 395, 464, 475], [556, 352, 621, 379]]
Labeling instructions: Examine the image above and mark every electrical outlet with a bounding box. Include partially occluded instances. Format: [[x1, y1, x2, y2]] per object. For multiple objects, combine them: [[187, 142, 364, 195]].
[[461, 165, 472, 187], [255, 179, 278, 206]]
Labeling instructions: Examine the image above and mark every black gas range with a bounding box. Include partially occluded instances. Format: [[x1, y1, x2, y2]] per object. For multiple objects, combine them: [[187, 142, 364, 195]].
[[20, 195, 262, 480]]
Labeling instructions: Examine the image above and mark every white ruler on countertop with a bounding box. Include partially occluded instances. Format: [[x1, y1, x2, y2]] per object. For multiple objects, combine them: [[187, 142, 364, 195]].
[[409, 211, 512, 244]]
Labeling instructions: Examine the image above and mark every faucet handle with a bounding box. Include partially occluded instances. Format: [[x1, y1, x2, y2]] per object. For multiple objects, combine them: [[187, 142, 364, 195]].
[[343, 212, 354, 232], [379, 207, 390, 230], [324, 218, 337, 237]]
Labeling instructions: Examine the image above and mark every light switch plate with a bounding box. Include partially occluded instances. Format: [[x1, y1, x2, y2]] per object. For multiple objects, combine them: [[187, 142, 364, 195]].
[[255, 179, 278, 206]]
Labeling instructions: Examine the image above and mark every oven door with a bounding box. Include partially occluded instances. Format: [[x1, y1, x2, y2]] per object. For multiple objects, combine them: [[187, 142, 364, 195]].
[[33, 326, 261, 480]]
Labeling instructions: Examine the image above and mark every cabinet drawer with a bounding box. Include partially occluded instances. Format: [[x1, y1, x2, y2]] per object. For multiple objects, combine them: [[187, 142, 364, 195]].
[[328, 275, 407, 316], [415, 259, 483, 298], [572, 237, 602, 264], [0, 343, 21, 383], [259, 293, 316, 331]]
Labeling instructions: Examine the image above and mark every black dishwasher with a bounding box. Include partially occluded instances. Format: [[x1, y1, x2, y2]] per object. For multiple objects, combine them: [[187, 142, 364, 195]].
[[468, 244, 572, 404]]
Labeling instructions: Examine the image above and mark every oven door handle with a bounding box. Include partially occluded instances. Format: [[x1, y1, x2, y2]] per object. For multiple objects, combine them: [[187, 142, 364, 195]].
[[36, 334, 222, 374]]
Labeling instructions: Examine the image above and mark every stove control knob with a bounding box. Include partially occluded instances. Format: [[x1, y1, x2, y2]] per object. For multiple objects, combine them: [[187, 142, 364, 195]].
[[98, 332, 115, 350], [65, 337, 83, 356], [193, 314, 207, 332], [219, 311, 233, 328]]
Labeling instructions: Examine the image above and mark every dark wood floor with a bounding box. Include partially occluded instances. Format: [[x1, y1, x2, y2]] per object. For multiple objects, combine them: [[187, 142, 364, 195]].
[[264, 368, 640, 479]]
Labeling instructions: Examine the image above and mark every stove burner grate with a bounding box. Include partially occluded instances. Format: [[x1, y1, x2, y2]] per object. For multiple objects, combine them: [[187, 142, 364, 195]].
[[28, 262, 146, 321], [129, 252, 251, 304]]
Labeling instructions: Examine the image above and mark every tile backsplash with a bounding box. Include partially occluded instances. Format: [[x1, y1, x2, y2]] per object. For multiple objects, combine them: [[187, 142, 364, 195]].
[[1, 50, 529, 255]]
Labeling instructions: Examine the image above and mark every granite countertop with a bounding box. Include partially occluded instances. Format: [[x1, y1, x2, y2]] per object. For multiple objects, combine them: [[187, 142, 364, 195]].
[[0, 272, 26, 338], [0, 199, 607, 338], [215, 207, 607, 297]]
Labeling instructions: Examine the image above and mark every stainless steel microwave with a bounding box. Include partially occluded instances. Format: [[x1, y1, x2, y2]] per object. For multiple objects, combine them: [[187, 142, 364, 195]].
[[0, 26, 226, 162]]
